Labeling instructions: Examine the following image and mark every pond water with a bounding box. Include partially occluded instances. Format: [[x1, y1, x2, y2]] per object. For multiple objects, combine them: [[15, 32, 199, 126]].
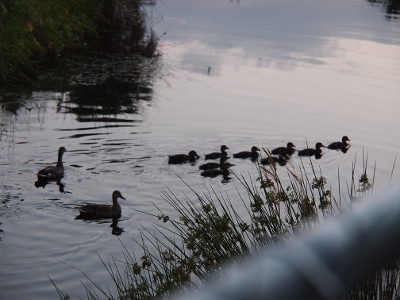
[[1, 0, 399, 299]]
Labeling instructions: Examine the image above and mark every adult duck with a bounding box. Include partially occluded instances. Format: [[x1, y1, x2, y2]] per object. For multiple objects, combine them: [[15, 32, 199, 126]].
[[201, 162, 234, 178], [298, 143, 325, 157], [199, 156, 229, 170], [168, 150, 200, 164], [37, 147, 67, 181], [233, 146, 260, 160], [205, 145, 229, 160], [327, 136, 351, 150], [271, 142, 296, 156], [75, 190, 126, 220]]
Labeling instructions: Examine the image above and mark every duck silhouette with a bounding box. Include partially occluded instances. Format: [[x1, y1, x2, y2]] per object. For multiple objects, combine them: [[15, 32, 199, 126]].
[[205, 145, 229, 160], [35, 147, 67, 189], [168, 150, 200, 164], [36, 147, 67, 181], [327, 136, 351, 152], [233, 146, 260, 161], [271, 142, 296, 156], [298, 143, 325, 158], [75, 190, 126, 220]]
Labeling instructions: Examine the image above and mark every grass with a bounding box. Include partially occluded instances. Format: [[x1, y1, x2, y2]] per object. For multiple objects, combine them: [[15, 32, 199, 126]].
[[55, 152, 399, 299], [0, 0, 158, 86]]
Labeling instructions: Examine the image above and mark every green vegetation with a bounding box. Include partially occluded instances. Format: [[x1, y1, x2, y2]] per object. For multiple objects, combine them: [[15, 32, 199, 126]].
[[54, 152, 399, 299], [0, 0, 157, 85], [386, 0, 400, 14], [368, 0, 400, 14]]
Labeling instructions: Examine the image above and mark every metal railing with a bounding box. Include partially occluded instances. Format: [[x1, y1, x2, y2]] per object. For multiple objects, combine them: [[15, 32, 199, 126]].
[[173, 187, 400, 300]]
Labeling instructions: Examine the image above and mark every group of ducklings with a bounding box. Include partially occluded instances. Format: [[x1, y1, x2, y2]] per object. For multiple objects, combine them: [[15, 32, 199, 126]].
[[34, 136, 350, 220], [35, 147, 125, 220], [168, 145, 262, 180], [168, 136, 351, 177]]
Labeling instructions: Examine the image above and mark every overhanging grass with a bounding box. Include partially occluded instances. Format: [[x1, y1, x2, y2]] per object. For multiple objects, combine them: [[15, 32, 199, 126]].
[[0, 0, 158, 85]]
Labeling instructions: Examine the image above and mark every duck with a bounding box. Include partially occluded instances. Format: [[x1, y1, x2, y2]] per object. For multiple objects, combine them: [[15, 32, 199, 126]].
[[260, 153, 288, 166], [205, 145, 229, 160], [298, 143, 325, 157], [75, 190, 126, 220], [201, 162, 234, 178], [199, 156, 229, 170], [327, 136, 351, 150], [168, 150, 200, 164], [37, 147, 67, 181], [233, 146, 260, 160], [271, 142, 296, 156]]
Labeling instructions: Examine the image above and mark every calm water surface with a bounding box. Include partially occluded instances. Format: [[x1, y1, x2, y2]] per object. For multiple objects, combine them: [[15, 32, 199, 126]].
[[1, 0, 399, 299]]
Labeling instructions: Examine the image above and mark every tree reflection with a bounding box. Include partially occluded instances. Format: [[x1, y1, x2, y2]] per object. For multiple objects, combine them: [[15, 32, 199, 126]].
[[0, 52, 159, 123], [67, 76, 150, 120], [53, 54, 159, 121]]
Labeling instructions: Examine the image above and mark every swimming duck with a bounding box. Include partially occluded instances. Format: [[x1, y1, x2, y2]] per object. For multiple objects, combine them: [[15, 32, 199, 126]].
[[75, 190, 126, 220], [271, 142, 296, 156], [260, 153, 289, 166], [233, 146, 260, 160], [201, 162, 234, 178], [298, 143, 325, 157], [199, 156, 229, 170], [327, 136, 351, 150], [37, 147, 67, 181], [168, 150, 200, 164], [205, 145, 229, 160]]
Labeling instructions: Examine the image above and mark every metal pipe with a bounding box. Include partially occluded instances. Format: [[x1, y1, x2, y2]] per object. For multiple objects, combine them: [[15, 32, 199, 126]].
[[172, 187, 400, 300]]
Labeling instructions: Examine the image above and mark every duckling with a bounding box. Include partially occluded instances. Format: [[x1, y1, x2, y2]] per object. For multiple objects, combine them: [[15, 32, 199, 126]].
[[168, 150, 200, 164], [37, 147, 67, 181], [75, 190, 126, 220], [233, 146, 260, 160], [205, 145, 229, 160], [327, 136, 351, 150], [199, 156, 229, 170], [298, 143, 325, 157], [201, 163, 234, 178], [271, 142, 296, 156]]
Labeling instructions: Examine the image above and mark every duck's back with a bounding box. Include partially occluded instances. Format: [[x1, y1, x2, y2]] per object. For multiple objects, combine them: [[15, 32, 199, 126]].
[[168, 154, 188, 164], [76, 203, 119, 219]]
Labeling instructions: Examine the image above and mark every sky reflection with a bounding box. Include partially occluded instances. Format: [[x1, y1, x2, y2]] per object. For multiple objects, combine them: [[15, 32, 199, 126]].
[[155, 0, 400, 74]]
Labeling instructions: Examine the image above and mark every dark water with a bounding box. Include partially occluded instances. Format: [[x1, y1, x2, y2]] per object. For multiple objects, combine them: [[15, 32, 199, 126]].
[[1, 0, 399, 299]]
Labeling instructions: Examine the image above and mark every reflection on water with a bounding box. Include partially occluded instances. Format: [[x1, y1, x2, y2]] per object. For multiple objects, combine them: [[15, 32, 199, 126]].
[[110, 218, 125, 236], [34, 178, 66, 193], [44, 54, 158, 123], [1, 53, 159, 120]]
